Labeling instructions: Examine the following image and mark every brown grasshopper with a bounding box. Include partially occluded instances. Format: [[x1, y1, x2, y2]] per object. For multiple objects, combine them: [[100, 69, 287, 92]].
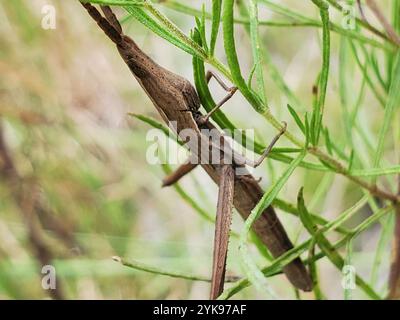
[[80, 3, 312, 298]]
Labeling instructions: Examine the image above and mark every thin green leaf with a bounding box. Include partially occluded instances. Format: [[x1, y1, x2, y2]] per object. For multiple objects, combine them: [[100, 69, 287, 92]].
[[348, 149, 355, 172], [323, 127, 333, 155], [114, 256, 220, 282], [125, 6, 199, 57], [310, 0, 330, 145], [339, 36, 354, 147], [221, 205, 392, 299], [350, 165, 400, 177], [142, 1, 207, 58], [210, 0, 222, 56], [287, 104, 305, 134], [236, 0, 305, 113], [374, 52, 400, 168], [157, 0, 393, 51], [222, 0, 265, 113], [194, 6, 209, 55], [247, 63, 257, 90], [248, 0, 266, 103], [273, 198, 352, 235], [370, 213, 395, 287], [128, 113, 179, 143], [297, 189, 380, 300], [308, 242, 325, 299], [350, 41, 386, 107], [370, 50, 388, 92], [238, 151, 305, 298], [304, 112, 310, 148]]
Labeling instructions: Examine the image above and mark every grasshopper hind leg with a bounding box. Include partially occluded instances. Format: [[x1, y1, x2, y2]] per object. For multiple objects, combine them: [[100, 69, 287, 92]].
[[210, 164, 235, 299], [197, 71, 238, 126]]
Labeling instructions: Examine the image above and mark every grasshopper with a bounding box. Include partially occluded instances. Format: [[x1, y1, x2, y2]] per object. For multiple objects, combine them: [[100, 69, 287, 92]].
[[80, 3, 312, 299]]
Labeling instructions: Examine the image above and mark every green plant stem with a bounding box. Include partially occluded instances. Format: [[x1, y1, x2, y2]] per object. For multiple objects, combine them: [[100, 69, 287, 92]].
[[157, 0, 391, 50], [88, 0, 400, 203], [113, 256, 239, 282], [258, 0, 391, 50], [311, 0, 331, 145], [220, 205, 392, 300], [143, 0, 206, 57]]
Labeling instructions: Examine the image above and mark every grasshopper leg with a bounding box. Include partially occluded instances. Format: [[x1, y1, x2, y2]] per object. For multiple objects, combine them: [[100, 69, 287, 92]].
[[247, 121, 287, 168], [162, 162, 198, 187], [210, 164, 235, 299], [206, 70, 235, 92], [197, 71, 238, 125], [232, 121, 287, 171]]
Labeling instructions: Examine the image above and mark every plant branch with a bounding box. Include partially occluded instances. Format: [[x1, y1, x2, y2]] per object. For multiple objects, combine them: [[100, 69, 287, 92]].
[[84, 0, 400, 203], [158, 0, 391, 50], [326, 0, 398, 47], [113, 256, 240, 282], [388, 177, 400, 299], [365, 0, 400, 46], [221, 204, 392, 300]]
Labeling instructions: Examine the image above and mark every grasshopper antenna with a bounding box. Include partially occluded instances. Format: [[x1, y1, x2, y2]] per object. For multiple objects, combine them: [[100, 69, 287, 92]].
[[80, 2, 123, 44], [100, 6, 123, 34]]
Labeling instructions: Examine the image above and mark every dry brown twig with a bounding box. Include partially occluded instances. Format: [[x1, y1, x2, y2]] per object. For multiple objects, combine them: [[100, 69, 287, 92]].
[[365, 0, 400, 46]]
